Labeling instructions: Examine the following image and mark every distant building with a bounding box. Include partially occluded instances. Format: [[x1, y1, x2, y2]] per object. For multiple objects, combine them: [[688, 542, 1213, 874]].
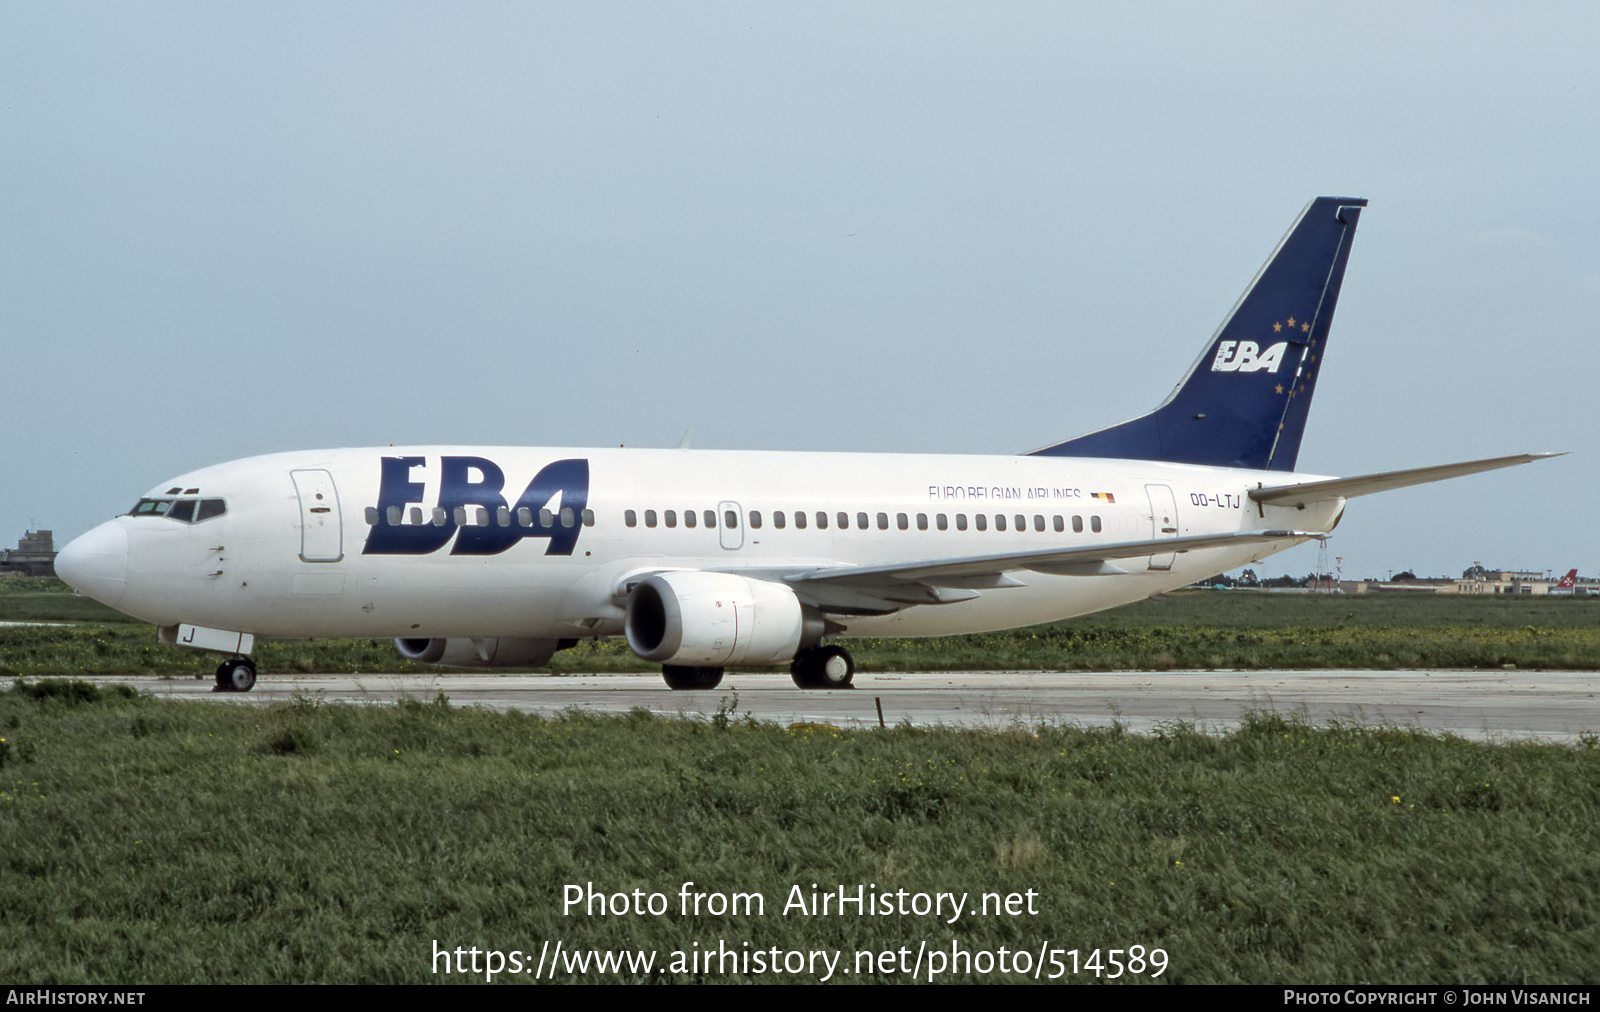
[[0, 530, 57, 577], [1340, 567, 1584, 596]]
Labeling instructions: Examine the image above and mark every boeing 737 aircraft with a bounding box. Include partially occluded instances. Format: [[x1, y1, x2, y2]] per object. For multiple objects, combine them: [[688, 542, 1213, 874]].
[[56, 197, 1554, 692]]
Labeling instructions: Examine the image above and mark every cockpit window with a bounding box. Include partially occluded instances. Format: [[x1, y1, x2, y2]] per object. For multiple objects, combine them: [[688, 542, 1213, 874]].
[[127, 497, 227, 523], [129, 498, 174, 517]]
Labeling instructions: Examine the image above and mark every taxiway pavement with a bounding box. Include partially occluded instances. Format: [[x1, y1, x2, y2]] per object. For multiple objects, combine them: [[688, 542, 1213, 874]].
[[81, 669, 1600, 743]]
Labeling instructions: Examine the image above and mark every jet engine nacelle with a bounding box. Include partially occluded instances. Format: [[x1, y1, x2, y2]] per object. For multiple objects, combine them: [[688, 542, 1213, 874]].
[[625, 571, 812, 667], [394, 637, 564, 668]]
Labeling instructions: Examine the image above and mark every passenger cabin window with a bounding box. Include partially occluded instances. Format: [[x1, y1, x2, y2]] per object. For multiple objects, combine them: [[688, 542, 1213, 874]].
[[559, 507, 574, 528], [956, 514, 967, 531], [877, 512, 889, 530], [793, 511, 805, 530], [994, 514, 1006, 532], [1053, 515, 1064, 533], [1016, 514, 1026, 531], [1033, 515, 1045, 532], [497, 506, 511, 527], [582, 509, 595, 527], [625, 509, 638, 527], [856, 512, 868, 530], [915, 513, 926, 531], [749, 510, 762, 529], [517, 507, 532, 527], [837, 512, 849, 530], [936, 514, 947, 531], [1091, 516, 1102, 533], [664, 510, 677, 528], [684, 510, 697, 529], [975, 514, 987, 531], [774, 511, 786, 529], [704, 510, 717, 528], [816, 512, 828, 530], [724, 510, 738, 529], [1072, 515, 1084, 533], [645, 510, 658, 528]]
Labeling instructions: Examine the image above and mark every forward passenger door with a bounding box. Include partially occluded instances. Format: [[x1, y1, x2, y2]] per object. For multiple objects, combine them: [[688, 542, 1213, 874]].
[[291, 469, 344, 563]]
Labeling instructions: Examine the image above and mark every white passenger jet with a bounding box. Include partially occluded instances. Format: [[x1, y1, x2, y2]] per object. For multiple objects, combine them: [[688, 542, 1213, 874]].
[[56, 197, 1554, 692]]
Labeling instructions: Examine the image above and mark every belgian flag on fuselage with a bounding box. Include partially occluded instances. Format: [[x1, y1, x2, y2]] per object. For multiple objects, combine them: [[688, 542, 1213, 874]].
[[1031, 196, 1366, 472]]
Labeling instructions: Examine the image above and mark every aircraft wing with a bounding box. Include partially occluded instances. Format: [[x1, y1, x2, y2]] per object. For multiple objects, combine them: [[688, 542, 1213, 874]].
[[1249, 453, 1561, 509], [763, 530, 1323, 614]]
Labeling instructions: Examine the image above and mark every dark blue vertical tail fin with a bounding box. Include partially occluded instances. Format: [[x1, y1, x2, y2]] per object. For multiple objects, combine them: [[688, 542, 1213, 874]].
[[1030, 196, 1366, 471]]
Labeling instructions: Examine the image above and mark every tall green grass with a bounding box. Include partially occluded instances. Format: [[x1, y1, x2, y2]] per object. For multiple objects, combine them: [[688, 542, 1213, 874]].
[[0, 681, 1594, 983], [0, 574, 133, 624]]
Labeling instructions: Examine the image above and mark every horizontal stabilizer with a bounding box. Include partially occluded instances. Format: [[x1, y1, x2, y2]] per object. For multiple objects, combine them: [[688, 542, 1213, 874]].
[[1249, 453, 1562, 508]]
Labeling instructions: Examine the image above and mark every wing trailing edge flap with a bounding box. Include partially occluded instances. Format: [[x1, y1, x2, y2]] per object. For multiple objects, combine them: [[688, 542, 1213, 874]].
[[779, 530, 1322, 615], [1249, 453, 1562, 509]]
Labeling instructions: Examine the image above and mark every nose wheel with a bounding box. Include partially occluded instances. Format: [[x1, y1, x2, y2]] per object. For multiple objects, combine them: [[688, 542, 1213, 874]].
[[214, 658, 257, 693], [790, 645, 854, 689]]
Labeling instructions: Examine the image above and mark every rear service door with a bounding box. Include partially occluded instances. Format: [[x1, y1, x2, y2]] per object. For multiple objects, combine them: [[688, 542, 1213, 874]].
[[1144, 483, 1178, 571], [291, 469, 344, 562]]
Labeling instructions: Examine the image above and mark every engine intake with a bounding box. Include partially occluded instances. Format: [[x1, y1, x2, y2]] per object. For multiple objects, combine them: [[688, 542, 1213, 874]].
[[625, 571, 814, 667]]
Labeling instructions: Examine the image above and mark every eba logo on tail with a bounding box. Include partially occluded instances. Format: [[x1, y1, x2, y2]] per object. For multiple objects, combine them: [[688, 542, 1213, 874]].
[[1211, 340, 1289, 374]]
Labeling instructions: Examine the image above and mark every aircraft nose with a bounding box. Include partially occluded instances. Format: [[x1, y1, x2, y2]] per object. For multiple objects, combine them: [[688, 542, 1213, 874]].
[[55, 522, 128, 609]]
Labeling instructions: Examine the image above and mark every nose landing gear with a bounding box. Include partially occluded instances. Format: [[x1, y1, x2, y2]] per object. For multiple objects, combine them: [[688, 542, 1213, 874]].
[[214, 658, 257, 693]]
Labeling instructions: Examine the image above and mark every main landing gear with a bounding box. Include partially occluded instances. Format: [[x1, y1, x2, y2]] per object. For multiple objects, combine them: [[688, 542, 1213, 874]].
[[790, 644, 854, 689], [658, 645, 855, 691], [214, 657, 257, 693], [662, 665, 724, 690]]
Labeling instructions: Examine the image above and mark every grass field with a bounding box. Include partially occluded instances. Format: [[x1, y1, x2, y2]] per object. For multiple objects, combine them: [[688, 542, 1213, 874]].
[[0, 679, 1594, 984], [3, 576, 1597, 676]]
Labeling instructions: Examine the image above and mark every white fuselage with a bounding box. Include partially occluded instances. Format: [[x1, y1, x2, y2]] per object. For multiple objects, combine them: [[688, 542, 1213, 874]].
[[65, 446, 1340, 643]]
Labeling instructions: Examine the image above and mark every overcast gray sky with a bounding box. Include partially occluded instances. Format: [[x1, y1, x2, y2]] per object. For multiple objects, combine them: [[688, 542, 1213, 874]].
[[3, 3, 1595, 581]]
